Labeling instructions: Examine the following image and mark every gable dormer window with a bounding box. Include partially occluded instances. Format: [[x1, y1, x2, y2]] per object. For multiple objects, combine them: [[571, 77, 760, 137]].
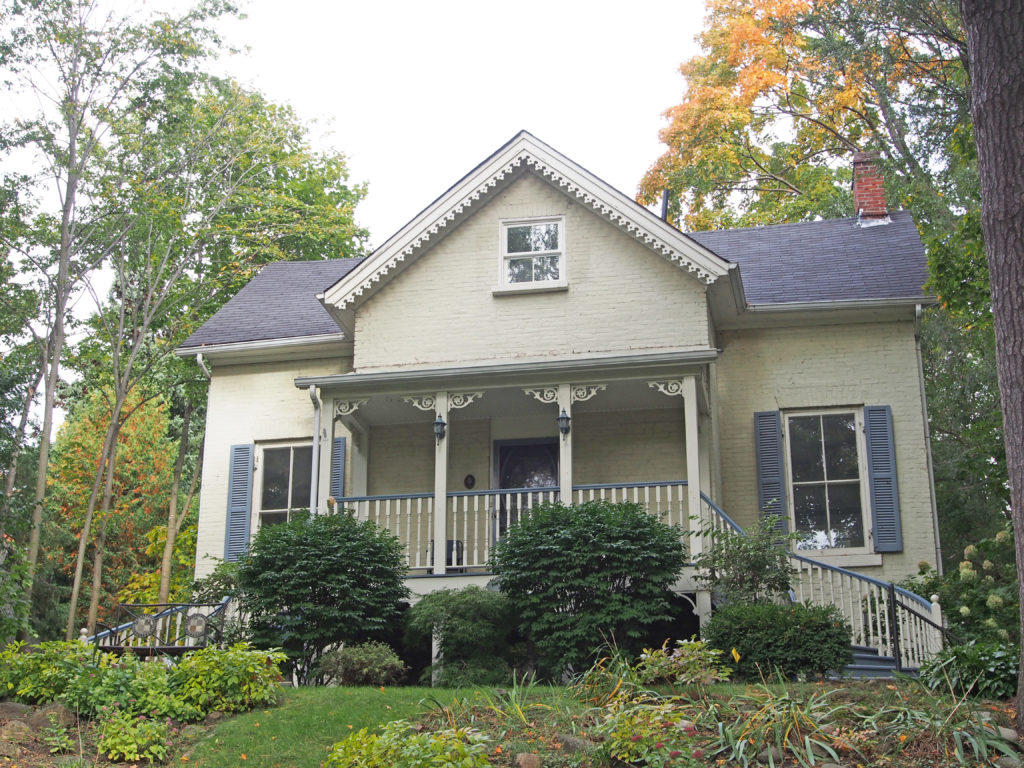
[[498, 216, 567, 292]]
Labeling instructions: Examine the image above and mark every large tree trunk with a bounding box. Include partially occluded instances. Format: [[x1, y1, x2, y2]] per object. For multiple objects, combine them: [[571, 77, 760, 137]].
[[958, 0, 1024, 733]]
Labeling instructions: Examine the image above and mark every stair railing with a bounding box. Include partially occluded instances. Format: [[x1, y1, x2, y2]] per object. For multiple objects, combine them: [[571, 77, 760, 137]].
[[699, 493, 944, 670]]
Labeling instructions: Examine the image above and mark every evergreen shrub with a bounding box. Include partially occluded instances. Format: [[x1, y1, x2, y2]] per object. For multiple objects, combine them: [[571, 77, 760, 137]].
[[316, 641, 406, 686], [703, 602, 853, 678], [491, 500, 686, 678]]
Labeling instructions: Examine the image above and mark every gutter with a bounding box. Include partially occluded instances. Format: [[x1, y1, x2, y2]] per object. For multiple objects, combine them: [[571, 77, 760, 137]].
[[915, 304, 943, 574], [308, 385, 322, 513]]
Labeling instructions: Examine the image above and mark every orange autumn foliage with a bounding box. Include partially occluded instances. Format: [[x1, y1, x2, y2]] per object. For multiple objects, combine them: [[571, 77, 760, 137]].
[[47, 389, 177, 624]]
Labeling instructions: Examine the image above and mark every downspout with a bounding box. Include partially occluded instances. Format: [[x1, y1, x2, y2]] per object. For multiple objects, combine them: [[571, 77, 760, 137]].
[[196, 353, 212, 381], [309, 385, 322, 514], [915, 304, 943, 574]]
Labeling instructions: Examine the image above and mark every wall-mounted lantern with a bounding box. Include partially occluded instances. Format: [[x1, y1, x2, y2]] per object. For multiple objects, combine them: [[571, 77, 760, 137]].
[[433, 413, 447, 444], [557, 408, 571, 439]]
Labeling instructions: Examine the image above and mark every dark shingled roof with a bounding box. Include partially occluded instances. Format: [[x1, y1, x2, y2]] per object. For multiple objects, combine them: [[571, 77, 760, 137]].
[[688, 211, 929, 305], [180, 213, 930, 349], [180, 258, 364, 348]]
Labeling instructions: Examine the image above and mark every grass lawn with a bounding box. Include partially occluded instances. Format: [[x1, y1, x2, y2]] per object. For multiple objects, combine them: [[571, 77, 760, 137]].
[[180, 678, 1020, 768], [184, 686, 482, 768]]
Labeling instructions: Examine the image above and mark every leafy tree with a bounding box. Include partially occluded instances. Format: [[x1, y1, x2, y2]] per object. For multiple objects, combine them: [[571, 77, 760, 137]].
[[490, 500, 687, 678], [640, 0, 971, 239], [921, 311, 1008, 568], [237, 511, 409, 685], [47, 388, 176, 628], [0, 0, 238, 614], [404, 586, 518, 685], [693, 515, 797, 604], [956, 0, 1024, 731]]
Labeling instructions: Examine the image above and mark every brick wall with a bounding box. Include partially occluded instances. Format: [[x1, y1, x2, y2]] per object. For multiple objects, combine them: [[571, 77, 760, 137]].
[[715, 321, 938, 581], [353, 173, 710, 371]]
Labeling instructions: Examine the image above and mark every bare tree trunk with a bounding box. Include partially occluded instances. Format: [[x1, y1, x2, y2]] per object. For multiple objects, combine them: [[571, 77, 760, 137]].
[[158, 404, 191, 604], [957, 0, 1024, 733], [86, 440, 118, 633], [64, 411, 120, 640]]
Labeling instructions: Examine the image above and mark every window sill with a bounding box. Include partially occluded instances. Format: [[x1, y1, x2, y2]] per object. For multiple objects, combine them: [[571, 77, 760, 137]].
[[793, 550, 883, 569], [493, 283, 568, 297]]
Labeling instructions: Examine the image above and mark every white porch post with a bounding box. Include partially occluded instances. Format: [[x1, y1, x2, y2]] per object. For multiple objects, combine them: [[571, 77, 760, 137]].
[[682, 375, 712, 624], [433, 391, 449, 575], [557, 384, 573, 503], [682, 376, 702, 558]]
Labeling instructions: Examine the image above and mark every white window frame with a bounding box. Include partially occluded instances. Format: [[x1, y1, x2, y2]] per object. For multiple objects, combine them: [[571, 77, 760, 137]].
[[495, 215, 568, 294], [782, 407, 873, 555], [253, 440, 313, 529]]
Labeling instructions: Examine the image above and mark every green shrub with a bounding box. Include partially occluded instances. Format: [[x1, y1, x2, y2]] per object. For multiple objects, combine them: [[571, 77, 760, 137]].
[[703, 602, 853, 679], [596, 700, 705, 767], [317, 642, 406, 686], [919, 641, 1018, 699], [491, 500, 686, 678], [636, 638, 733, 688], [901, 526, 1018, 644], [693, 514, 798, 604], [323, 720, 490, 768], [96, 709, 172, 763], [171, 642, 286, 713], [404, 586, 517, 685], [238, 510, 409, 684], [0, 640, 98, 704]]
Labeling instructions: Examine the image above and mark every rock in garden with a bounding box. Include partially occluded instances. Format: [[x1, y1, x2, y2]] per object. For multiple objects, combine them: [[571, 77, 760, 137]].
[[0, 720, 32, 743], [204, 711, 225, 724], [0, 702, 31, 717], [28, 701, 75, 730], [0, 741, 20, 758], [515, 752, 542, 768], [996, 756, 1021, 768], [757, 746, 784, 764], [998, 726, 1020, 744], [555, 734, 596, 753]]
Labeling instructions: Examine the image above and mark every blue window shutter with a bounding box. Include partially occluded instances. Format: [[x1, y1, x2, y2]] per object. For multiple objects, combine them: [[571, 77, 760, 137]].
[[329, 437, 346, 500], [865, 405, 903, 553], [754, 411, 788, 532], [224, 444, 254, 562]]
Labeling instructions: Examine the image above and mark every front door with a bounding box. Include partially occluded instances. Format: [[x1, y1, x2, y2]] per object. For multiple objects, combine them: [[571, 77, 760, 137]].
[[495, 440, 558, 537]]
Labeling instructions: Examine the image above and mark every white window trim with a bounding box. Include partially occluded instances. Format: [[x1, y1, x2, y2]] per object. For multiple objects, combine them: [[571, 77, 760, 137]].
[[494, 215, 568, 294], [782, 407, 873, 555], [253, 440, 313, 530]]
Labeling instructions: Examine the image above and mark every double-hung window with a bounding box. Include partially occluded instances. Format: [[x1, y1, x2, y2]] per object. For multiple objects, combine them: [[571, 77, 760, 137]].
[[499, 217, 566, 290], [257, 443, 312, 527], [784, 409, 869, 550]]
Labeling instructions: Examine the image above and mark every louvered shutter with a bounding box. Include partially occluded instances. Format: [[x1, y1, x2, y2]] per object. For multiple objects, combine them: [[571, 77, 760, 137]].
[[864, 405, 903, 552], [224, 444, 254, 561], [329, 437, 346, 501], [754, 411, 788, 532]]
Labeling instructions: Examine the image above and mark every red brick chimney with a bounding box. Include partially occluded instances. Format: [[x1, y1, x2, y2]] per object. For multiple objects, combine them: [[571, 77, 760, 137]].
[[852, 151, 888, 222]]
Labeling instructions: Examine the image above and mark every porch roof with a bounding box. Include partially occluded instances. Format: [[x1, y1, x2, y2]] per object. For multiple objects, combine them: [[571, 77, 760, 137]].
[[294, 348, 719, 397]]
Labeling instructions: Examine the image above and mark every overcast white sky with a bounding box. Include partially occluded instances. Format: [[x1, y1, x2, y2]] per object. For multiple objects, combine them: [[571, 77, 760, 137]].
[[213, 0, 706, 249]]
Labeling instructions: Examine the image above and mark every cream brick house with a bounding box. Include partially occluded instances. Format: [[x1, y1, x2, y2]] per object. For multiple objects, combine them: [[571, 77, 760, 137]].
[[178, 132, 944, 668]]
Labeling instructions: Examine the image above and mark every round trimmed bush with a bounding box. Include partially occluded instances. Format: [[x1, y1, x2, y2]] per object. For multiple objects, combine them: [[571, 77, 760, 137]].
[[703, 602, 853, 678]]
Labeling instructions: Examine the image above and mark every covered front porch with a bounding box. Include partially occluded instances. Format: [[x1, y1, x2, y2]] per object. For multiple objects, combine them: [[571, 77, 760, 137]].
[[295, 351, 717, 579]]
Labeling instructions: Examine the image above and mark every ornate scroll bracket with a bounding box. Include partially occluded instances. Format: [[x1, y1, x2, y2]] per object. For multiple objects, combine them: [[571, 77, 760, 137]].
[[404, 395, 436, 412], [523, 387, 558, 404], [571, 384, 606, 403], [648, 380, 686, 398], [335, 399, 367, 417], [449, 392, 483, 410]]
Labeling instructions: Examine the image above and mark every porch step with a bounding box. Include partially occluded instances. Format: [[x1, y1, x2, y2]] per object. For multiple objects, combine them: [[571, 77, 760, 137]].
[[842, 644, 915, 679]]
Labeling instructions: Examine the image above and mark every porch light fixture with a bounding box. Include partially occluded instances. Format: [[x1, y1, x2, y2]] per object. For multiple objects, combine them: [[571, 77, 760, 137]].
[[557, 408, 571, 438], [433, 413, 447, 444]]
